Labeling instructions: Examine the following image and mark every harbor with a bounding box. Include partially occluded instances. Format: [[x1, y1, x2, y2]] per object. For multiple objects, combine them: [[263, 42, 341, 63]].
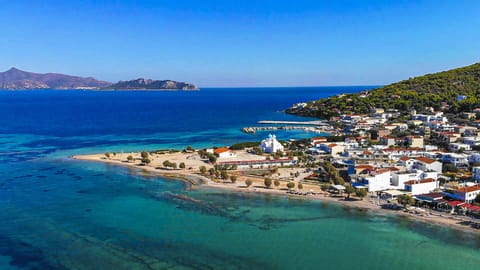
[[241, 119, 337, 134]]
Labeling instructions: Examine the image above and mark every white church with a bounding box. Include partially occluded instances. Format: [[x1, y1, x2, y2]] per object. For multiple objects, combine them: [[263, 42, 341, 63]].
[[260, 134, 284, 153]]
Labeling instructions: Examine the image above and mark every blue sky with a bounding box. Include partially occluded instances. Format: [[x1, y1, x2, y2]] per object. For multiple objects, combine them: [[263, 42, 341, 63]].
[[0, 0, 479, 87]]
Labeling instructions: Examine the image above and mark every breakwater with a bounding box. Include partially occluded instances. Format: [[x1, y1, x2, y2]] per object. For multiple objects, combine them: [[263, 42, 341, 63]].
[[242, 125, 336, 134]]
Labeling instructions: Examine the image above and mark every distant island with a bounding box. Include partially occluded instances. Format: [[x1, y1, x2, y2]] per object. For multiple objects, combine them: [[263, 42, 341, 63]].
[[287, 62, 480, 119], [0, 67, 199, 90], [104, 78, 198, 90]]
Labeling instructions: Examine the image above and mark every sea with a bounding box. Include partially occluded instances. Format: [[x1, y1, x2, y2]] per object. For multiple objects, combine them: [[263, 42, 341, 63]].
[[0, 87, 478, 270]]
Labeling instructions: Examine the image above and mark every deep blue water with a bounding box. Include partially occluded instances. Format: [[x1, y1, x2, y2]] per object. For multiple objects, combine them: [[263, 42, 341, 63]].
[[1, 87, 479, 270]]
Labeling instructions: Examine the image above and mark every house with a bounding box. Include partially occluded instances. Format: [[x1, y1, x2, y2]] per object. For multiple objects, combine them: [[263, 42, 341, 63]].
[[404, 178, 437, 195], [380, 136, 395, 146], [468, 153, 480, 164], [319, 143, 345, 157], [311, 137, 328, 147], [399, 156, 416, 170], [344, 137, 359, 148], [358, 169, 392, 192], [446, 185, 480, 203], [414, 157, 442, 173], [260, 134, 284, 153], [406, 135, 424, 148], [449, 143, 471, 153], [462, 136, 480, 146], [472, 167, 480, 181], [214, 147, 237, 159], [441, 153, 469, 169], [369, 128, 391, 141], [391, 170, 438, 189]]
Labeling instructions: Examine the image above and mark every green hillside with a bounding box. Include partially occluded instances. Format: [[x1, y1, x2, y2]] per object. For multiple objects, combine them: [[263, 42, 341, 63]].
[[287, 63, 480, 118]]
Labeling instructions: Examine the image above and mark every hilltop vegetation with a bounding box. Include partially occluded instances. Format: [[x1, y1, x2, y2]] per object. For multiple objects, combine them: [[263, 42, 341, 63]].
[[287, 63, 480, 118]]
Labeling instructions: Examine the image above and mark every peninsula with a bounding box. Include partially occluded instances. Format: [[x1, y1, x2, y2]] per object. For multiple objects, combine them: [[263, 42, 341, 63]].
[[0, 67, 198, 90]]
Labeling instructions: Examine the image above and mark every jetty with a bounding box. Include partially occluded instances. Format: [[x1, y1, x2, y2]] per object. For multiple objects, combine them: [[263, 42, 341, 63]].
[[242, 126, 337, 134], [257, 120, 329, 126]]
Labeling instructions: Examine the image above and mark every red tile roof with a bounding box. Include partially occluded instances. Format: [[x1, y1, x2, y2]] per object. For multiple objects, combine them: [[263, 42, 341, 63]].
[[214, 147, 230, 154], [415, 156, 436, 164], [404, 178, 435, 185], [456, 185, 480, 193], [447, 200, 465, 207]]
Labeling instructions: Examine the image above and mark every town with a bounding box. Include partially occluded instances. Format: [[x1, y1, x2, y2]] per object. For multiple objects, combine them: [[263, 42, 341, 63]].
[[77, 100, 480, 232]]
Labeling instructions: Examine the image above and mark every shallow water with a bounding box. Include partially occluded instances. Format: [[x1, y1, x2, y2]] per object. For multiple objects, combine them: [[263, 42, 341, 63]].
[[0, 87, 479, 269]]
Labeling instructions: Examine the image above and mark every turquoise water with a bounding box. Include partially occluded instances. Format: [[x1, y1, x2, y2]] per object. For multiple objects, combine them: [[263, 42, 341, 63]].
[[0, 87, 479, 269]]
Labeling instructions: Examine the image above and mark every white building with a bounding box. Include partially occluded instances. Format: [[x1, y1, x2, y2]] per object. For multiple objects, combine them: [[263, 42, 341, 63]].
[[447, 185, 480, 203], [404, 179, 437, 195], [214, 147, 237, 159], [319, 143, 345, 157], [449, 143, 471, 152], [260, 134, 284, 153], [414, 157, 443, 173], [359, 169, 392, 192], [441, 153, 469, 169], [391, 170, 438, 189]]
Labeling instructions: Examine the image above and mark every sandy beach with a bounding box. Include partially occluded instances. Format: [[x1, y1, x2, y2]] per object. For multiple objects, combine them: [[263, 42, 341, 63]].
[[73, 151, 480, 234]]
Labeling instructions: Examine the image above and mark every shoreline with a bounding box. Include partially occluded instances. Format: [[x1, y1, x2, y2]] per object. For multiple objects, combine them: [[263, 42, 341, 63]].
[[72, 153, 480, 235]]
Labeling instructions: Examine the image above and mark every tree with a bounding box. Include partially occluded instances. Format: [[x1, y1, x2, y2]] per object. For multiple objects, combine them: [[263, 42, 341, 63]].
[[141, 158, 151, 165], [397, 194, 415, 208], [474, 194, 480, 206], [298, 183, 303, 190], [179, 162, 186, 169], [286, 182, 295, 189], [171, 162, 177, 169], [186, 145, 194, 151], [355, 188, 368, 200], [199, 166, 207, 175], [264, 178, 272, 188], [221, 170, 229, 180], [126, 155, 133, 162], [274, 180, 280, 188], [141, 151, 149, 159], [208, 155, 217, 164], [245, 179, 253, 187], [104, 152, 111, 159], [443, 162, 459, 173], [252, 146, 263, 155], [163, 160, 171, 167], [344, 184, 355, 199], [230, 175, 237, 183], [209, 168, 216, 176]]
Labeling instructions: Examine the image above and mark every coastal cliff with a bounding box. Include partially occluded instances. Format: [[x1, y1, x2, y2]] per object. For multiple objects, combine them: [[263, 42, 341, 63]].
[[0, 67, 198, 90], [287, 63, 480, 118]]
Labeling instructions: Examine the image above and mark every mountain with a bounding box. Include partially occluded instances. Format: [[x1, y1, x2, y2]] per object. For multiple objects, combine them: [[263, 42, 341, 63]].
[[104, 78, 199, 90], [0, 68, 111, 89], [286, 63, 480, 118], [0, 67, 199, 90]]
